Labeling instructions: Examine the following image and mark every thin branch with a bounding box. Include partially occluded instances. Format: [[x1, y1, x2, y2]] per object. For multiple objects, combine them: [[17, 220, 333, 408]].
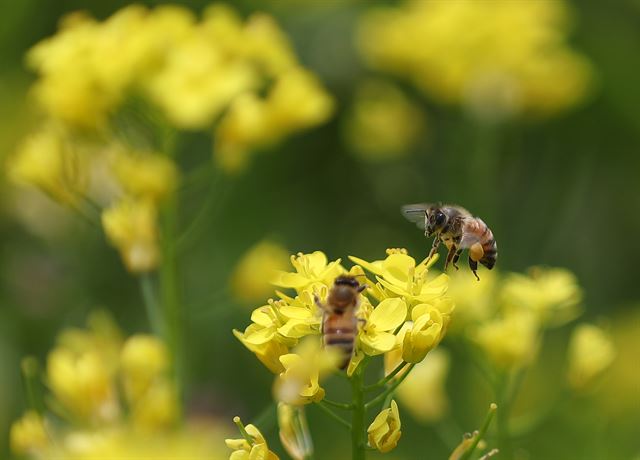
[[365, 363, 416, 410], [314, 401, 352, 429], [364, 361, 409, 391]]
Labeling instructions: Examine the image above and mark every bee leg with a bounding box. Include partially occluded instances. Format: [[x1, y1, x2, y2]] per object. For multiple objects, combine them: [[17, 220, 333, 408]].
[[468, 256, 480, 281], [452, 249, 463, 270], [428, 237, 440, 261], [444, 245, 457, 271]]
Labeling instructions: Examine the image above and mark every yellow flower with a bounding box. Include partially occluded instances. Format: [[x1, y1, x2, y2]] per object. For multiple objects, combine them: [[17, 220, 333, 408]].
[[446, 268, 498, 332], [111, 150, 178, 203], [226, 418, 279, 460], [350, 251, 448, 307], [264, 68, 334, 138], [274, 339, 339, 405], [359, 298, 407, 356], [396, 349, 450, 423], [277, 403, 313, 460], [47, 347, 119, 423], [146, 26, 256, 129], [8, 123, 85, 204], [120, 335, 169, 403], [273, 251, 345, 293], [367, 400, 402, 453], [242, 13, 297, 76], [230, 240, 291, 303], [102, 198, 159, 273], [10, 411, 49, 456], [474, 310, 539, 370], [129, 379, 179, 430], [233, 324, 289, 374], [501, 267, 582, 326], [358, 0, 593, 121], [401, 300, 453, 363], [344, 79, 425, 161], [567, 323, 615, 390]]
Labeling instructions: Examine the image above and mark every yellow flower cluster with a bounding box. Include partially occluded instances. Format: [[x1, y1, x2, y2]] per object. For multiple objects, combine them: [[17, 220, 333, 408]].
[[367, 400, 402, 453], [8, 312, 210, 459], [446, 266, 583, 370], [22, 3, 332, 171], [344, 79, 426, 161], [358, 0, 593, 121], [226, 416, 279, 459], [234, 249, 452, 404]]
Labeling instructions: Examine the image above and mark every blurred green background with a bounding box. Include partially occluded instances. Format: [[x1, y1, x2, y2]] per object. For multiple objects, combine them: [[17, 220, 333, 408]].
[[1, 1, 639, 459]]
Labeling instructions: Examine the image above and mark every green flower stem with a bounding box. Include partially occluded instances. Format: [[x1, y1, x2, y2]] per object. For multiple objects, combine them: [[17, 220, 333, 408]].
[[315, 401, 352, 429], [322, 398, 353, 410], [364, 361, 408, 391], [365, 363, 416, 411], [350, 366, 366, 460], [160, 192, 184, 408], [20, 357, 44, 414], [139, 273, 163, 337], [459, 403, 498, 460], [496, 373, 514, 459]]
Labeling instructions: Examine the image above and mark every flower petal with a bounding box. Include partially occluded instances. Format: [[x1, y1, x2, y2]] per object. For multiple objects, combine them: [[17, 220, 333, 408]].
[[369, 298, 407, 331]]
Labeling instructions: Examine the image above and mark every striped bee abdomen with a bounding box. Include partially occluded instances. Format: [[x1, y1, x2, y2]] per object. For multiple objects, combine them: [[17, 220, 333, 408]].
[[323, 314, 357, 370], [480, 229, 497, 269]]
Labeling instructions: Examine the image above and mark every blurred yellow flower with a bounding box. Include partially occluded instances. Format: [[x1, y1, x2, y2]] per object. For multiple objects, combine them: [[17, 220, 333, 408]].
[[10, 411, 49, 456], [102, 198, 160, 273], [367, 400, 402, 453], [359, 298, 407, 356], [358, 0, 593, 121], [111, 150, 178, 203], [273, 251, 345, 293], [120, 334, 170, 403], [474, 310, 539, 370], [446, 268, 498, 332], [501, 266, 582, 326], [226, 417, 279, 460], [47, 347, 119, 423], [8, 123, 85, 204], [277, 403, 313, 460], [230, 240, 291, 303], [344, 79, 425, 160], [567, 323, 615, 390], [129, 379, 179, 430], [396, 348, 450, 423]]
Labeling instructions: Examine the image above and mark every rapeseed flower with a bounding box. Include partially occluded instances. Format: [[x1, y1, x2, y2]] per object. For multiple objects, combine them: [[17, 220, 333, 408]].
[[359, 297, 407, 356], [273, 251, 345, 293], [9, 411, 49, 456], [231, 240, 291, 303], [358, 0, 593, 121], [111, 150, 178, 203], [226, 417, 279, 460], [367, 400, 402, 453], [277, 403, 313, 460], [401, 301, 452, 363], [567, 323, 615, 390], [102, 198, 160, 273], [344, 79, 425, 160]]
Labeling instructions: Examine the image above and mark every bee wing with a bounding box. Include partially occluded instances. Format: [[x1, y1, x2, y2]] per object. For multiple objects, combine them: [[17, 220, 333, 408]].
[[401, 203, 431, 230]]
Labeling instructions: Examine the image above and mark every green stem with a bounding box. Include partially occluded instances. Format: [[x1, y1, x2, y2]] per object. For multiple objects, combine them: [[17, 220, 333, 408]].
[[350, 366, 366, 460], [364, 361, 408, 391], [160, 192, 184, 408], [139, 273, 162, 337], [365, 363, 416, 410], [496, 373, 514, 459], [322, 398, 353, 410], [315, 401, 351, 429], [459, 403, 498, 460], [20, 357, 44, 414]]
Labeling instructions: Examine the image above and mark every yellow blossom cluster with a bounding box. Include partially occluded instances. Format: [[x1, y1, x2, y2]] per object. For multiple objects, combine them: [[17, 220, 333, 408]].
[[226, 416, 279, 460], [8, 312, 208, 459], [446, 265, 585, 371], [20, 3, 332, 170], [234, 249, 452, 406], [344, 79, 426, 161], [357, 0, 593, 121]]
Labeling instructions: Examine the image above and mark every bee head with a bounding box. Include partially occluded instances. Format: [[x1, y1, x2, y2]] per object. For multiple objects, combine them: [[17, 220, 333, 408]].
[[329, 276, 365, 310], [426, 207, 447, 237]]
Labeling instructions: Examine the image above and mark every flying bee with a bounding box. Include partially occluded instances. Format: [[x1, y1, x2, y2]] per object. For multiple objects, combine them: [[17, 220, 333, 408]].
[[315, 275, 366, 370], [401, 203, 497, 280]]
